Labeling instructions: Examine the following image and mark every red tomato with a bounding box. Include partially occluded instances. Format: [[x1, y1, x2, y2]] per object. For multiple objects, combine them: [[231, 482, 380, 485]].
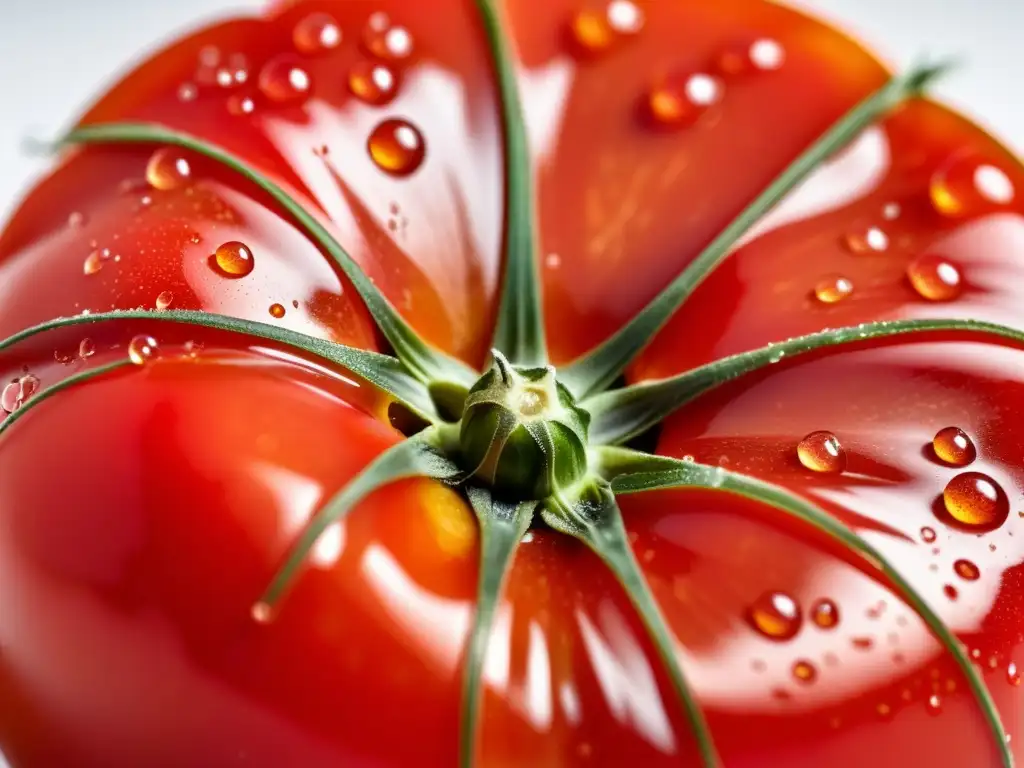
[[1, 1, 1023, 767]]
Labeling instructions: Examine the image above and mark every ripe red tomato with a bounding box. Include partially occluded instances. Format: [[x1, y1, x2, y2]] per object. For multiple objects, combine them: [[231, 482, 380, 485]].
[[1, 1, 1023, 767]]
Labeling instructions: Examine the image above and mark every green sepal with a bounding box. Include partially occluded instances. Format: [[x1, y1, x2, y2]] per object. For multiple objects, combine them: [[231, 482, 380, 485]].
[[0, 309, 441, 423], [62, 122, 478, 390], [586, 318, 1024, 446], [541, 482, 722, 768], [598, 446, 1012, 767], [460, 487, 537, 768], [257, 428, 461, 610], [560, 61, 953, 400], [473, 0, 547, 367]]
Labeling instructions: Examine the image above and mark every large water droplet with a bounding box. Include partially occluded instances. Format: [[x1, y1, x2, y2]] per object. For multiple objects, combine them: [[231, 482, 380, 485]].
[[907, 254, 962, 302], [155, 291, 174, 311], [843, 226, 889, 254], [146, 147, 192, 191], [646, 73, 722, 128], [746, 590, 801, 640], [258, 56, 312, 104], [810, 598, 839, 629], [363, 13, 413, 60], [212, 241, 255, 278], [792, 659, 817, 684], [128, 335, 159, 366], [293, 12, 342, 54], [942, 472, 1009, 531], [348, 61, 398, 105], [1, 374, 40, 414], [368, 118, 425, 177], [932, 426, 976, 466], [813, 275, 854, 304], [930, 155, 1015, 217], [954, 559, 980, 581], [797, 431, 846, 473], [269, 303, 286, 319], [569, 9, 615, 53]]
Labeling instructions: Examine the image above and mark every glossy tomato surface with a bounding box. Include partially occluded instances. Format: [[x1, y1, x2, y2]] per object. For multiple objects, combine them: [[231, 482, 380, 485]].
[[1, 1, 1024, 766]]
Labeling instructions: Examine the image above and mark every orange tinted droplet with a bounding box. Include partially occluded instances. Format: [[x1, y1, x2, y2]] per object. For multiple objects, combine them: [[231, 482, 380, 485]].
[[227, 94, 255, 115], [348, 61, 398, 105], [293, 12, 341, 54], [813, 275, 854, 304], [843, 227, 888, 254], [362, 13, 413, 60], [569, 9, 615, 53], [797, 431, 846, 473], [83, 250, 105, 276], [368, 119, 426, 177], [942, 471, 1010, 531], [810, 598, 839, 629], [128, 335, 159, 366], [921, 526, 937, 543], [792, 660, 817, 683], [930, 155, 1015, 217], [646, 73, 722, 128], [907, 254, 962, 301], [932, 426, 976, 466], [746, 590, 802, 640], [78, 338, 95, 359], [155, 291, 174, 311], [954, 559, 980, 581], [269, 303, 286, 319], [146, 148, 192, 191], [1008, 662, 1021, 687], [1, 375, 40, 414], [212, 241, 255, 278], [258, 56, 312, 104]]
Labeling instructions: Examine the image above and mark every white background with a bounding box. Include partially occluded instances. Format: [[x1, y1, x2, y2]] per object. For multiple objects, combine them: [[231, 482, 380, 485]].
[[0, 1, 1021, 765]]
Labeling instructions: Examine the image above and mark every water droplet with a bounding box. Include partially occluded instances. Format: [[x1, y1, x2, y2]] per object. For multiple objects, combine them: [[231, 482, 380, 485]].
[[942, 471, 1010, 531], [921, 526, 937, 543], [954, 559, 980, 581], [368, 118, 425, 177], [128, 335, 159, 366], [569, 9, 615, 53], [930, 155, 1015, 217], [792, 659, 817, 683], [1, 374, 40, 414], [749, 38, 785, 70], [348, 60, 397, 105], [1008, 662, 1021, 687], [269, 303, 286, 319], [810, 598, 839, 629], [715, 38, 784, 75], [79, 338, 95, 359], [258, 56, 312, 104], [83, 250, 106, 276], [68, 211, 86, 228], [843, 226, 889, 254], [943, 584, 959, 600], [606, 0, 644, 35], [155, 291, 174, 311], [227, 93, 256, 115], [813, 275, 854, 304], [646, 73, 722, 128], [927, 694, 943, 715], [177, 82, 198, 102], [932, 426, 976, 466], [882, 202, 901, 220], [852, 636, 874, 650], [293, 12, 342, 54], [797, 431, 846, 473], [746, 590, 801, 640], [907, 254, 962, 302], [145, 148, 192, 191], [251, 601, 274, 624], [363, 13, 413, 60], [876, 702, 892, 719], [212, 241, 255, 278]]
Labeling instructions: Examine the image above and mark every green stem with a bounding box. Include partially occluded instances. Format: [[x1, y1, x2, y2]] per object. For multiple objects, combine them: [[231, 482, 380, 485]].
[[586, 317, 1024, 446], [461, 488, 536, 768], [561, 61, 952, 400], [62, 123, 478, 389], [474, 0, 547, 367], [600, 447, 1012, 767]]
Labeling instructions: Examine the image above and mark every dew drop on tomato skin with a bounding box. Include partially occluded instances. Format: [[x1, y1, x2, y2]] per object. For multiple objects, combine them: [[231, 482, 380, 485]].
[[155, 291, 174, 311], [211, 241, 255, 278], [842, 226, 889, 254], [716, 38, 786, 75], [128, 335, 159, 366], [796, 431, 846, 473], [368, 119, 426, 177], [1, 374, 40, 414], [292, 12, 342, 55], [78, 338, 95, 360], [907, 254, 963, 302], [348, 61, 398, 106], [810, 598, 839, 629], [605, 0, 645, 35], [645, 73, 722, 129], [1008, 662, 1021, 687], [269, 303, 286, 319], [746, 590, 801, 640], [953, 559, 980, 581], [568, 9, 615, 54], [926, 694, 943, 715], [67, 211, 86, 229], [792, 659, 817, 684], [930, 155, 1016, 217], [227, 93, 256, 116], [813, 275, 853, 304], [362, 13, 413, 61], [932, 426, 976, 466], [920, 526, 937, 543], [258, 56, 312, 104], [941, 471, 1010, 531], [144, 148, 192, 191]]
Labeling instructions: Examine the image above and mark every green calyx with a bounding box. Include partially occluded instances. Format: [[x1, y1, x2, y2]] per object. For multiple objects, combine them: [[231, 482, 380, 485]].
[[459, 351, 589, 500]]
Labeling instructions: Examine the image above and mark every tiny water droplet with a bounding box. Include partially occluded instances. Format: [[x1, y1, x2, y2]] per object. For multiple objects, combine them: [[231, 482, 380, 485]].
[[363, 14, 413, 60], [876, 702, 892, 719], [606, 0, 644, 35], [128, 335, 159, 366], [251, 602, 274, 624], [227, 93, 256, 115], [954, 559, 980, 581], [146, 147, 192, 191], [813, 275, 854, 304], [155, 291, 174, 311], [646, 73, 722, 128], [792, 659, 817, 683], [932, 426, 976, 466], [797, 431, 846, 473], [749, 38, 785, 70], [942, 471, 1009, 531], [1007, 662, 1021, 687], [930, 155, 1015, 217], [843, 226, 888, 254], [78, 338, 95, 359], [810, 598, 839, 629], [368, 118, 425, 177], [348, 60, 397, 105], [568, 9, 615, 53], [907, 254, 962, 302], [269, 303, 286, 319], [293, 12, 342, 54], [927, 694, 943, 715], [1, 374, 40, 414], [852, 636, 874, 650], [68, 211, 86, 228], [746, 590, 801, 640], [921, 526, 937, 543], [212, 241, 255, 278], [258, 56, 312, 104], [715, 38, 784, 75], [882, 202, 901, 220], [177, 82, 198, 102]]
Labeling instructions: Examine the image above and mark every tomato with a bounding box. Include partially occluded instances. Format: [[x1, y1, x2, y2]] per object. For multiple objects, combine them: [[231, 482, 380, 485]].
[[1, 1, 1023, 767]]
